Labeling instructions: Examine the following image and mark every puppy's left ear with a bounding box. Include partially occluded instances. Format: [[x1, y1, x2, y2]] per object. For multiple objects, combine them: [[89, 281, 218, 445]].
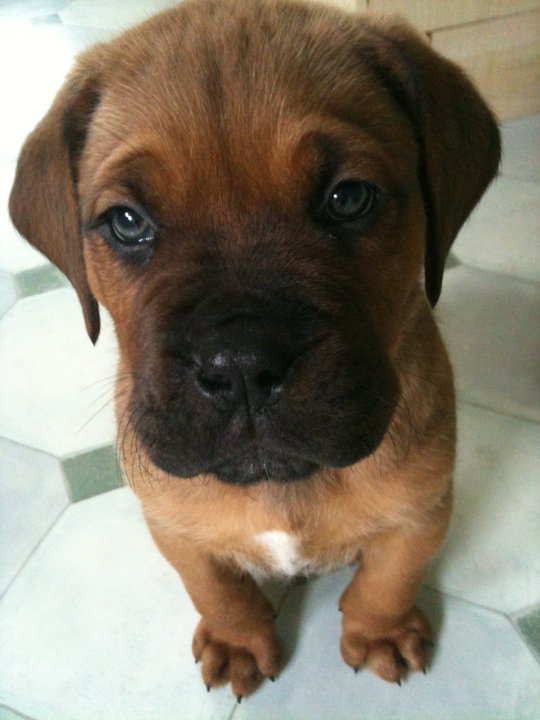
[[363, 19, 501, 305], [9, 49, 105, 343]]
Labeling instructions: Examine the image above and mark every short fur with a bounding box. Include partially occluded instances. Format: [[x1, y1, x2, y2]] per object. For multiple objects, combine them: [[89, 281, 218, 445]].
[[10, 0, 500, 698]]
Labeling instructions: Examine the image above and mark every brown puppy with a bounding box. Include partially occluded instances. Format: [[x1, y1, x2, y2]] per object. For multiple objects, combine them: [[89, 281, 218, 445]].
[[10, 0, 500, 699]]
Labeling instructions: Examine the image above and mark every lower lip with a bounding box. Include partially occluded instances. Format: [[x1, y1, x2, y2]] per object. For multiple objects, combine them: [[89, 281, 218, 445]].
[[210, 454, 318, 485]]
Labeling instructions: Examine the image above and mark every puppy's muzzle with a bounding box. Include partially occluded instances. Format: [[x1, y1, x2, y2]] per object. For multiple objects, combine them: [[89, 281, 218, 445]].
[[193, 326, 290, 413], [133, 286, 398, 486]]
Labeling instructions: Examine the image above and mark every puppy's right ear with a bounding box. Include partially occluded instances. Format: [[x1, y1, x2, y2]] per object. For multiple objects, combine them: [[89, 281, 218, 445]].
[[9, 49, 105, 344]]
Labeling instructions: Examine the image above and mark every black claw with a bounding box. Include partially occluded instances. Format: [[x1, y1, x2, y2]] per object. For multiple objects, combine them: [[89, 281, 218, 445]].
[[237, 695, 243, 704], [396, 680, 402, 687], [354, 667, 359, 675], [206, 684, 211, 693], [269, 676, 276, 682], [392, 647, 408, 670], [422, 666, 428, 675]]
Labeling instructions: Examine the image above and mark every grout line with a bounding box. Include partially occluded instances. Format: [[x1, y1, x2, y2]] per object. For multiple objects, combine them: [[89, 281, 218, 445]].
[[0, 435, 56, 456], [0, 504, 70, 604], [444, 259, 540, 289], [499, 170, 540, 185], [423, 585, 540, 665], [510, 601, 540, 621], [0, 703, 35, 720], [226, 701, 241, 720], [423, 583, 516, 620], [455, 397, 540, 426]]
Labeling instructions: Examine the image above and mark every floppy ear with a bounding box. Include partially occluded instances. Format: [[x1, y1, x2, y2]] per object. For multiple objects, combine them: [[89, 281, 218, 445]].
[[363, 19, 501, 305], [9, 50, 105, 343]]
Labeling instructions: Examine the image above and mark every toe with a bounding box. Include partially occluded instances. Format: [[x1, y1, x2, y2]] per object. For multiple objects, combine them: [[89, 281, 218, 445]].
[[200, 642, 229, 689], [366, 641, 408, 684], [340, 631, 368, 670], [395, 630, 432, 672], [229, 649, 264, 698]]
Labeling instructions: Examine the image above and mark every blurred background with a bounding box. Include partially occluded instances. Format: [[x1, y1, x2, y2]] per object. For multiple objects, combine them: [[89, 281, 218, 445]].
[[0, 2, 539, 719]]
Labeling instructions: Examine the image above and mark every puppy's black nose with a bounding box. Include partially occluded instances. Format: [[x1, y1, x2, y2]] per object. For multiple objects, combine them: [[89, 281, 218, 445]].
[[194, 334, 290, 412]]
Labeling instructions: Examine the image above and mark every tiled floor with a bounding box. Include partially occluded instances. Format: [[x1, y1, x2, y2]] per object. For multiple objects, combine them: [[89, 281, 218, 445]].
[[1, 2, 539, 719]]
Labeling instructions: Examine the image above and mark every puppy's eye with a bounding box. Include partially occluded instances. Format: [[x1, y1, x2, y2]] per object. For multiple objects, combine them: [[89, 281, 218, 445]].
[[325, 181, 377, 221], [109, 206, 155, 246]]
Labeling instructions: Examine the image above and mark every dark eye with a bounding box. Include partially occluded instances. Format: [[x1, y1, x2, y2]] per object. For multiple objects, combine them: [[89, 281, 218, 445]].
[[109, 206, 155, 246], [325, 181, 377, 221]]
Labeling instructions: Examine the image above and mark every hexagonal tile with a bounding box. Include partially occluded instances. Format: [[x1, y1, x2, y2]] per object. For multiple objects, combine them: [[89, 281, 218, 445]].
[[452, 176, 540, 282], [0, 288, 118, 457], [0, 488, 237, 720], [0, 437, 69, 596], [436, 266, 540, 422], [0, 162, 47, 275], [427, 402, 540, 614], [234, 575, 540, 720], [500, 114, 540, 184]]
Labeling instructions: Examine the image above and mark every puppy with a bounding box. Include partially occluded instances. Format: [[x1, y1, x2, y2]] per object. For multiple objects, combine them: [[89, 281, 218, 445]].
[[10, 0, 500, 699]]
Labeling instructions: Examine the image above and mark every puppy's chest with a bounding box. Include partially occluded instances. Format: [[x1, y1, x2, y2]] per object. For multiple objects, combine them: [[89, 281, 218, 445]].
[[228, 529, 359, 579]]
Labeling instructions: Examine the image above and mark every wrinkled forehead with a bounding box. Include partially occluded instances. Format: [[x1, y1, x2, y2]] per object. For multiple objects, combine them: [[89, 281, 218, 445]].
[[79, 4, 417, 221]]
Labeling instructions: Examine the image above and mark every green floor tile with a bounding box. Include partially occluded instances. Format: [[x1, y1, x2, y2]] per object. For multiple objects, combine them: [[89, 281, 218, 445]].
[[62, 445, 123, 503], [516, 607, 540, 661], [445, 252, 461, 269], [16, 265, 68, 298]]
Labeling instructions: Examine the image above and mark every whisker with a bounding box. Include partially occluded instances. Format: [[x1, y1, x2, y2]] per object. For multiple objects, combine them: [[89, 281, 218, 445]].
[[76, 398, 115, 434]]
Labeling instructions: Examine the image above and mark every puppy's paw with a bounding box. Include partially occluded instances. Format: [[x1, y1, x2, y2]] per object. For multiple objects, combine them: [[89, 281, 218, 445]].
[[340, 607, 433, 684], [192, 618, 281, 698]]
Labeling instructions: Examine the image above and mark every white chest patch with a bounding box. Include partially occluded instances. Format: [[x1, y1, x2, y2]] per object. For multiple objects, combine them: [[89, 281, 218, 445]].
[[255, 530, 307, 576]]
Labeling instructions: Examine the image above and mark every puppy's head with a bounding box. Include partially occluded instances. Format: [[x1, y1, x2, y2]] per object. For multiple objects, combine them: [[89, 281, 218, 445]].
[[10, 0, 500, 485]]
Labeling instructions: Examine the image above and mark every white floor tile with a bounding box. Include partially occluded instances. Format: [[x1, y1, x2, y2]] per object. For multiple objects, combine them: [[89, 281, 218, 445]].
[[0, 21, 112, 163], [0, 488, 236, 720], [59, 0, 180, 30], [452, 176, 540, 282], [0, 271, 17, 318], [0, 2, 70, 19], [436, 266, 540, 423], [427, 402, 540, 614], [500, 114, 540, 184], [0, 438, 69, 596], [235, 574, 540, 720], [0, 289, 118, 456], [0, 163, 47, 275]]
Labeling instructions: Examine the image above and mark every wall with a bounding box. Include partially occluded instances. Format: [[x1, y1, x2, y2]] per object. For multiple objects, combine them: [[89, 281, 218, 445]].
[[319, 0, 540, 120]]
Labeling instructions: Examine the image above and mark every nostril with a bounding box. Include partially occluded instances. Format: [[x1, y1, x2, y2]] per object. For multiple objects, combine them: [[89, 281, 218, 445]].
[[192, 332, 292, 411], [257, 370, 283, 406], [195, 371, 233, 398], [257, 369, 278, 388]]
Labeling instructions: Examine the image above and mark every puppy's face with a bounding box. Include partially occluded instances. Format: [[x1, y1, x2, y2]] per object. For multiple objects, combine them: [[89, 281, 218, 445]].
[[10, 0, 500, 485], [80, 5, 423, 484]]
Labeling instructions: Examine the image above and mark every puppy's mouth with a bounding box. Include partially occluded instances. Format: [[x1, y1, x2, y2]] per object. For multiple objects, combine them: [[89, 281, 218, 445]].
[[209, 452, 319, 485], [132, 292, 400, 487], [141, 416, 392, 486], [143, 434, 321, 485]]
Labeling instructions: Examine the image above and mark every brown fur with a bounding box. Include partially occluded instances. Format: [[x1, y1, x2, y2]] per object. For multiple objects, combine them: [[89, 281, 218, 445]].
[[9, 0, 499, 699]]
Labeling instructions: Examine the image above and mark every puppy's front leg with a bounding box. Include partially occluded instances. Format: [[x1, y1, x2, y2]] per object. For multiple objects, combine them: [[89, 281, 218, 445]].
[[340, 518, 449, 684], [146, 522, 281, 698]]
